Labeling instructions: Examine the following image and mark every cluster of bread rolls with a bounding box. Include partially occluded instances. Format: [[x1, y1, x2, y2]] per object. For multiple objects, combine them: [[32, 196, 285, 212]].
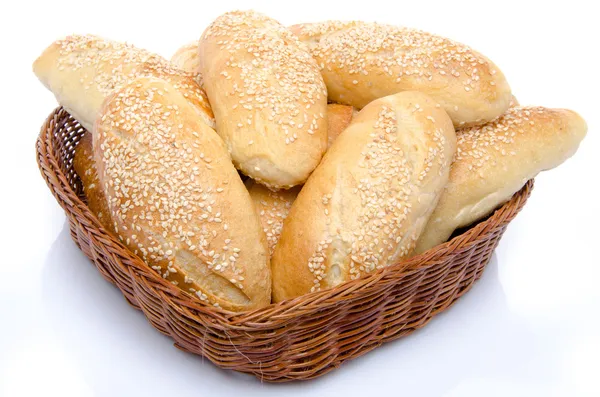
[[34, 10, 586, 310]]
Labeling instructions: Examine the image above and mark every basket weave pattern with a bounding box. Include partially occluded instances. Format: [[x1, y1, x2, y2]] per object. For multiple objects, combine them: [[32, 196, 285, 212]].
[[36, 107, 533, 382]]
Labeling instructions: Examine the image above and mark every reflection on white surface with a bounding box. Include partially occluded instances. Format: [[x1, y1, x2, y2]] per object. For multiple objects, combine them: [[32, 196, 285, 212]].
[[1, 339, 94, 397], [1, 222, 579, 396], [39, 224, 253, 395]]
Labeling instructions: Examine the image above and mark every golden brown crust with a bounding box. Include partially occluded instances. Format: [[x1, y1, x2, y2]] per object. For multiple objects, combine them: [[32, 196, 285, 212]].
[[245, 181, 300, 256], [326, 103, 355, 148], [198, 11, 328, 189], [272, 91, 456, 301], [415, 106, 587, 253], [33, 34, 214, 131], [170, 41, 201, 74], [291, 21, 512, 127], [73, 132, 112, 230], [94, 76, 270, 311]]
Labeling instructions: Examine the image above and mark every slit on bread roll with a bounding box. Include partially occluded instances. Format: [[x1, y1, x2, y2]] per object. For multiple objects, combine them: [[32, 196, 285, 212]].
[[271, 91, 457, 301], [33, 34, 214, 131], [198, 10, 328, 189], [414, 106, 587, 254], [290, 21, 512, 128], [93, 76, 270, 311]]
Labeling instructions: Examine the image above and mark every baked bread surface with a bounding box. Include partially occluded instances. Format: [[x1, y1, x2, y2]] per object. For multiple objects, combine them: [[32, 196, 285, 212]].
[[415, 106, 587, 253], [93, 76, 270, 311], [33, 34, 214, 131], [272, 91, 456, 301], [199, 11, 328, 188], [291, 21, 512, 127]]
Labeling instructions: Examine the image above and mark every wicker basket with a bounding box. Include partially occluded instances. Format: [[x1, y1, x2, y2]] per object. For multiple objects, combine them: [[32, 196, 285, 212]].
[[36, 107, 533, 382]]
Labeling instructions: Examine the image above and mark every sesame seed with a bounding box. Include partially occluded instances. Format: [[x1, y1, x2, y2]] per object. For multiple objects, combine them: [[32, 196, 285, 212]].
[[294, 21, 503, 114], [248, 183, 299, 255], [199, 10, 327, 184], [455, 106, 553, 173], [95, 76, 250, 309], [306, 101, 453, 287], [52, 34, 214, 128]]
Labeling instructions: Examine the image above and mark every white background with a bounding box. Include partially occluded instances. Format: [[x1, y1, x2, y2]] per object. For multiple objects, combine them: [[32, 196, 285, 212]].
[[1, 0, 599, 396]]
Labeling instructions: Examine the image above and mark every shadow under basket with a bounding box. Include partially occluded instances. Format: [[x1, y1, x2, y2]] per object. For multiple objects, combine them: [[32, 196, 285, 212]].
[[36, 107, 534, 382]]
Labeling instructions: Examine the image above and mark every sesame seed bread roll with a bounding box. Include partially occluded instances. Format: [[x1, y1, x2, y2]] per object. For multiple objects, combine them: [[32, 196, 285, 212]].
[[271, 91, 457, 301], [74, 130, 266, 305], [326, 103, 356, 148], [198, 10, 328, 189], [73, 132, 112, 229], [33, 34, 214, 132], [170, 41, 201, 74], [93, 76, 270, 311], [290, 21, 512, 128], [245, 180, 301, 256], [415, 106, 587, 254]]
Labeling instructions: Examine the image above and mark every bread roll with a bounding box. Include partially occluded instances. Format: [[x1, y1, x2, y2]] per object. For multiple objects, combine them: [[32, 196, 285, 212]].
[[198, 10, 328, 189], [73, 132, 112, 229], [271, 91, 457, 301], [290, 21, 512, 127], [245, 180, 301, 256], [94, 76, 270, 311], [326, 103, 355, 148], [33, 34, 214, 131], [170, 41, 201, 74], [74, 131, 264, 306], [415, 106, 587, 254]]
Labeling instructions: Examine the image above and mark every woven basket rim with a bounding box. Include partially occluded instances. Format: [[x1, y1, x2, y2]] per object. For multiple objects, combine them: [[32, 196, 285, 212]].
[[37, 106, 534, 323]]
